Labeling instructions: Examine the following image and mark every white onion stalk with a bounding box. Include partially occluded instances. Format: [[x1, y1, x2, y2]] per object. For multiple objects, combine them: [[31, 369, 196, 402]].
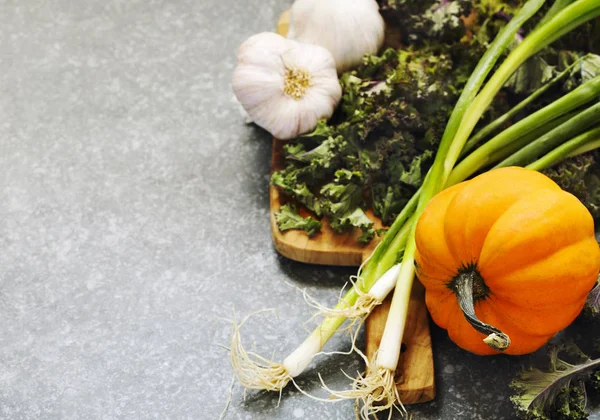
[[230, 264, 401, 392], [324, 254, 413, 419]]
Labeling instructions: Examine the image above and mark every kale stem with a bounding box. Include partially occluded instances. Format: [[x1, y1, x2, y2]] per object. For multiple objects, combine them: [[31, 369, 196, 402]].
[[526, 126, 600, 170]]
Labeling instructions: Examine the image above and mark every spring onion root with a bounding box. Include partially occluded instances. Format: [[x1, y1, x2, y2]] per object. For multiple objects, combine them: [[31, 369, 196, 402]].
[[333, 365, 403, 420], [230, 311, 294, 391], [229, 258, 407, 392]]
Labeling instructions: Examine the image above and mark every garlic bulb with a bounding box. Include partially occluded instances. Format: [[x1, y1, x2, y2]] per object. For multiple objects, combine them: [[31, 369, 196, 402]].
[[287, 0, 385, 73], [232, 32, 342, 140]]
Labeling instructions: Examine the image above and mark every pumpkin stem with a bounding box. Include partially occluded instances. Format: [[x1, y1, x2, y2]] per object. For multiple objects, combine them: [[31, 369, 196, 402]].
[[454, 270, 511, 352]]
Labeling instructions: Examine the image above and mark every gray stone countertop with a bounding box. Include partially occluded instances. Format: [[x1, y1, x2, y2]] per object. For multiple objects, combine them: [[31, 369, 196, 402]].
[[1, 0, 598, 419]]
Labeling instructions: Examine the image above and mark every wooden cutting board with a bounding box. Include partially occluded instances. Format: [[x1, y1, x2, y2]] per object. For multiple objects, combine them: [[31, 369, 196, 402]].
[[270, 12, 434, 405], [270, 139, 434, 404]]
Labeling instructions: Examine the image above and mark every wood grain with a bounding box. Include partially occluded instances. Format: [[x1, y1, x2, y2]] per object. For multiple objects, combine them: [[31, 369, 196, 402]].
[[269, 139, 382, 266], [365, 281, 435, 403], [270, 12, 435, 404]]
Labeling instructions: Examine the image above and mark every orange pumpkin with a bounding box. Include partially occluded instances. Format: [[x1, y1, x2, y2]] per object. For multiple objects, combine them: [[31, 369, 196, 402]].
[[415, 167, 600, 355]]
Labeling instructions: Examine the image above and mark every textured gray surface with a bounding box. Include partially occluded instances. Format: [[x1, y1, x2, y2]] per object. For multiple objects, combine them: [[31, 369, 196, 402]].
[[1, 0, 598, 419]]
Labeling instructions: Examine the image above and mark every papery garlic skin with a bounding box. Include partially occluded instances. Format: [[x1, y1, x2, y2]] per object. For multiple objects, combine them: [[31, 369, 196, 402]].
[[232, 32, 342, 140], [287, 0, 385, 73]]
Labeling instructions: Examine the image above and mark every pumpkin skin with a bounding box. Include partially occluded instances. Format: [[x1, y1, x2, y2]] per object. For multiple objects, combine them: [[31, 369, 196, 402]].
[[415, 167, 600, 356]]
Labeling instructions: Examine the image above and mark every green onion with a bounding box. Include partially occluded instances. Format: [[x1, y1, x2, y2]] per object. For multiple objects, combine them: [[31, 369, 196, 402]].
[[496, 101, 600, 167], [462, 56, 587, 156], [526, 126, 600, 170]]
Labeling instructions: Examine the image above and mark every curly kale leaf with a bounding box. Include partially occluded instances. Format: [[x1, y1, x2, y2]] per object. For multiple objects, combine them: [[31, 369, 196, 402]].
[[511, 342, 600, 420], [320, 170, 375, 242], [271, 173, 323, 217], [542, 151, 600, 220], [332, 207, 375, 243], [377, 0, 472, 45], [285, 135, 355, 180], [272, 44, 478, 242], [320, 170, 365, 217], [274, 204, 322, 237]]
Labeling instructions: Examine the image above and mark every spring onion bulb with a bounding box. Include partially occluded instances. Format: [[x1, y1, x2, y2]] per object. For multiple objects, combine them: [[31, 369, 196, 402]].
[[230, 253, 408, 392]]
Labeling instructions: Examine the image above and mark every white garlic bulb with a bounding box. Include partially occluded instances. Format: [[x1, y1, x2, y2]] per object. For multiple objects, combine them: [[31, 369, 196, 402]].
[[287, 0, 385, 73], [232, 32, 342, 140]]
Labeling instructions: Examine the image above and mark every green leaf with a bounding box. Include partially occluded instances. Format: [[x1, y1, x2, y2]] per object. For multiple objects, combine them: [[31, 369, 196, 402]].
[[292, 183, 323, 217], [511, 342, 600, 419], [585, 278, 600, 316], [542, 151, 600, 220], [505, 55, 556, 94], [302, 119, 336, 139], [399, 151, 433, 187], [330, 207, 375, 243], [580, 54, 600, 83], [320, 169, 365, 217], [274, 204, 322, 237]]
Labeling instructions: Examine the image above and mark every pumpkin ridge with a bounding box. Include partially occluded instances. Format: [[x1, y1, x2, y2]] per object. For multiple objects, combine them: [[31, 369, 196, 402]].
[[442, 168, 560, 267], [477, 188, 592, 276], [488, 297, 588, 336], [485, 236, 600, 306], [415, 256, 461, 287], [442, 192, 470, 266]]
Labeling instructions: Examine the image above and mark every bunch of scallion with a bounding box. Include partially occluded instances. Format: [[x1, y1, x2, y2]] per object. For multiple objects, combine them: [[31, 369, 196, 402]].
[[230, 0, 600, 417]]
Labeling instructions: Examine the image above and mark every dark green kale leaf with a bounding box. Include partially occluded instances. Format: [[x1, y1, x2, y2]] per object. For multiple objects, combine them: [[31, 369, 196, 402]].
[[271, 172, 323, 217], [274, 203, 322, 237], [542, 151, 600, 220], [320, 170, 375, 243], [505, 55, 555, 94], [511, 342, 600, 420], [377, 0, 472, 45], [272, 43, 476, 242], [320, 170, 365, 216]]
